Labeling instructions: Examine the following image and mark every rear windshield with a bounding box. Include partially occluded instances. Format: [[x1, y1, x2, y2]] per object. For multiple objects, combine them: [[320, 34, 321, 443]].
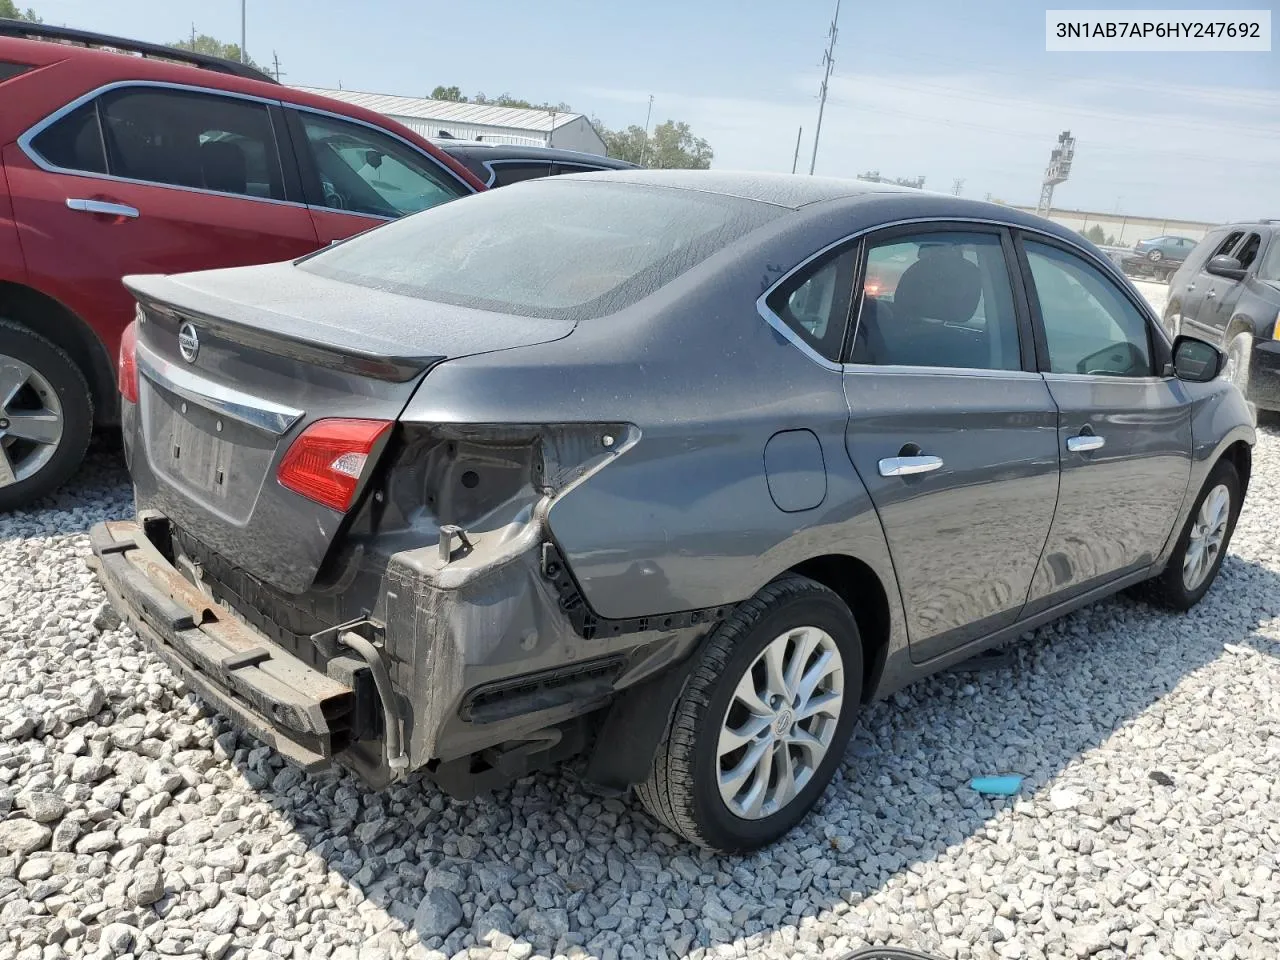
[[298, 179, 782, 320]]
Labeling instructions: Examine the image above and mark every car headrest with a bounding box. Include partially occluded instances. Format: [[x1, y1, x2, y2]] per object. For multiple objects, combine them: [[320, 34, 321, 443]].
[[891, 247, 982, 324], [199, 140, 247, 194]]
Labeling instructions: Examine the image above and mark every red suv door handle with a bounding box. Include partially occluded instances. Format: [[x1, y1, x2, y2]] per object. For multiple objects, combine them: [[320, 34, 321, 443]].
[[66, 198, 139, 219]]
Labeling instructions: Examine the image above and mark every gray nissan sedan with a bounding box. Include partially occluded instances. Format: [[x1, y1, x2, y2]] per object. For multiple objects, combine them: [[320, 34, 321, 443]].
[[91, 171, 1255, 853]]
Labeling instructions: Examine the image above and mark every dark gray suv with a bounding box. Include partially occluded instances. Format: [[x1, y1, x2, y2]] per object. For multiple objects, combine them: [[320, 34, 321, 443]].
[[90, 172, 1255, 852], [1163, 220, 1280, 412]]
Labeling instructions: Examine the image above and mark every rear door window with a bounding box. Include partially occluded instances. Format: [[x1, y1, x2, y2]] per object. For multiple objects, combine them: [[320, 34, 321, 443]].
[[852, 231, 1023, 371], [294, 111, 466, 217], [94, 87, 286, 200]]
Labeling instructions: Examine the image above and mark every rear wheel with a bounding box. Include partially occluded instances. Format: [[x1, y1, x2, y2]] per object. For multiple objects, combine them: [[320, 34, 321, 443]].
[[1148, 249, 1164, 263], [636, 575, 862, 853], [0, 321, 93, 510], [1143, 459, 1240, 611]]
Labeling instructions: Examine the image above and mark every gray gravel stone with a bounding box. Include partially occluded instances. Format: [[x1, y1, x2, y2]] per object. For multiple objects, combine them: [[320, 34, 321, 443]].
[[128, 862, 166, 906], [0, 818, 51, 854], [414, 887, 464, 939], [17, 791, 66, 823]]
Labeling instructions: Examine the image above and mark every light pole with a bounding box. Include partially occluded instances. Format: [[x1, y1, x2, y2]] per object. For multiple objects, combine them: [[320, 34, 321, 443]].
[[240, 0, 247, 64], [640, 94, 654, 167]]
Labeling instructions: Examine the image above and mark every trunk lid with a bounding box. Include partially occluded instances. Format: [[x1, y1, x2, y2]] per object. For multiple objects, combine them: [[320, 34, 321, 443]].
[[124, 261, 574, 594]]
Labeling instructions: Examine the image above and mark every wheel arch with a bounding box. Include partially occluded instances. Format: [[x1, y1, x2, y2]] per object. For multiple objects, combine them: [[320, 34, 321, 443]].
[[788, 552, 892, 705], [1221, 438, 1252, 500], [0, 281, 118, 426], [1226, 314, 1257, 343]]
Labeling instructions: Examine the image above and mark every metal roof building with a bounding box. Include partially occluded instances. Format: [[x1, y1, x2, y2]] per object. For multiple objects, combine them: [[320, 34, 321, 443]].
[[295, 87, 608, 156]]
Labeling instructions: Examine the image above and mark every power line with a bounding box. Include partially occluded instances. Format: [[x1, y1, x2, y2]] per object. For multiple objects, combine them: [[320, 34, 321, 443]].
[[839, 76, 1279, 142], [871, 48, 1279, 109], [824, 98, 1280, 167], [809, 0, 840, 175]]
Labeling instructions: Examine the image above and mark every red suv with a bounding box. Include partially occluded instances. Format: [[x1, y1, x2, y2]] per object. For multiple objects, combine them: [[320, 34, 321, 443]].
[[0, 20, 485, 507]]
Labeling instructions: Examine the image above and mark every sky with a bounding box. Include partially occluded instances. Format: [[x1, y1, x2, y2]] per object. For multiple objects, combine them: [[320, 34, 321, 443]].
[[26, 0, 1280, 223]]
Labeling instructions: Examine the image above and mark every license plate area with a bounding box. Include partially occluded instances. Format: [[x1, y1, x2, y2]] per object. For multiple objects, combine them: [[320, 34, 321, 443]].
[[145, 382, 277, 523]]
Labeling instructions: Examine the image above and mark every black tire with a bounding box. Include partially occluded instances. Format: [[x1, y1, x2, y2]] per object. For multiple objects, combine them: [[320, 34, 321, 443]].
[[636, 574, 863, 853], [1142, 459, 1241, 611], [0, 320, 93, 511]]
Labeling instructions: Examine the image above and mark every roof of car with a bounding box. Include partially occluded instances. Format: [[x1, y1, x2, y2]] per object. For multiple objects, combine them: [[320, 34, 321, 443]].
[[569, 169, 921, 208], [561, 169, 1117, 256]]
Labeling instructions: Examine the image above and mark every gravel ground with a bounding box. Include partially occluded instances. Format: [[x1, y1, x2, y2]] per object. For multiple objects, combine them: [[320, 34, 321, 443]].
[[3, 417, 1280, 960]]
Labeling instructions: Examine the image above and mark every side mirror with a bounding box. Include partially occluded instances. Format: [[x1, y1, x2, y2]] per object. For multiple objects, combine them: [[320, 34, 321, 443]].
[[1205, 255, 1246, 280], [1172, 335, 1224, 383]]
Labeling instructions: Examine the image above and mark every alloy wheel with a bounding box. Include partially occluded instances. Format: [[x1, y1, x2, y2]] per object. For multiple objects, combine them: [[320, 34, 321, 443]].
[[0, 355, 64, 488], [717, 625, 844, 820], [1182, 483, 1230, 592]]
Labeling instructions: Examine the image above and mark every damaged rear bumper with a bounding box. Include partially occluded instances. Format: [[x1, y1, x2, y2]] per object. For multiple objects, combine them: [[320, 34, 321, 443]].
[[89, 519, 363, 772]]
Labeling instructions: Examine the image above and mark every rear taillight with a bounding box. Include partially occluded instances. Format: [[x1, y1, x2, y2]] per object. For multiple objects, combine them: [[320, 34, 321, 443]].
[[277, 419, 393, 512], [118, 318, 139, 404]]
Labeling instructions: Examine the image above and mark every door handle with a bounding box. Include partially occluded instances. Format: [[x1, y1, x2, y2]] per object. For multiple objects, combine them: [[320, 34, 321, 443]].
[[1186, 283, 1195, 291], [1066, 434, 1105, 453], [878, 455, 943, 477], [1206, 289, 1217, 300], [66, 198, 139, 219]]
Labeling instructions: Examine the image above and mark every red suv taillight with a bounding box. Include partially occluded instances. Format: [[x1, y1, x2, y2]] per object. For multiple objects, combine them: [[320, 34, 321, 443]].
[[277, 418, 393, 512], [118, 319, 139, 404]]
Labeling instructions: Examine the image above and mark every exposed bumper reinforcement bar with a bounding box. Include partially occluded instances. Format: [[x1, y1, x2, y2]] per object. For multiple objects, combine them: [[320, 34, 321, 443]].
[[88, 520, 357, 771]]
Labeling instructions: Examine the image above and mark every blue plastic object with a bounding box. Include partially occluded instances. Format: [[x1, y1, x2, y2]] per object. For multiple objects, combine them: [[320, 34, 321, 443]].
[[968, 775, 1024, 796]]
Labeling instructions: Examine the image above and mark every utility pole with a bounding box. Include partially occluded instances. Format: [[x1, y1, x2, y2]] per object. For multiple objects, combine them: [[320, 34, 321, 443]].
[[809, 0, 841, 175], [952, 178, 965, 197], [640, 94, 654, 167], [240, 0, 247, 64], [547, 108, 556, 148], [271, 50, 284, 82], [190, 22, 196, 47], [791, 126, 803, 174]]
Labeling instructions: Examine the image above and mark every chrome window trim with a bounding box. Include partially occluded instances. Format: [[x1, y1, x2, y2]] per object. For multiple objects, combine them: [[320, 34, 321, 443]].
[[288, 102, 475, 193], [480, 158, 619, 188], [137, 340, 303, 436], [304, 204, 395, 223], [17, 79, 309, 210], [757, 215, 1169, 374], [843, 364, 1045, 381], [1040, 371, 1170, 385], [479, 158, 552, 188]]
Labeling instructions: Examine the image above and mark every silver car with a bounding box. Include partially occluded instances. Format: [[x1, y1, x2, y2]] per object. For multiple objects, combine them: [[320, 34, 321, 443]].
[[91, 171, 1255, 852]]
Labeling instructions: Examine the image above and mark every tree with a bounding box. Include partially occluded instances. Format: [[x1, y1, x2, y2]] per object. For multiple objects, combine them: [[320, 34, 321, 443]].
[[1084, 224, 1107, 244], [0, 0, 41, 21], [430, 85, 464, 102], [170, 33, 261, 71], [605, 120, 713, 170]]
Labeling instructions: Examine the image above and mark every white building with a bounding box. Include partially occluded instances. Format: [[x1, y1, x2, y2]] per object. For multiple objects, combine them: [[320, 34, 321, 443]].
[[296, 87, 608, 156]]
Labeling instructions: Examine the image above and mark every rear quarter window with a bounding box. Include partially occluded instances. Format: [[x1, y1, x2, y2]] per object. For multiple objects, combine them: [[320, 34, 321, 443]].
[[298, 180, 783, 321], [0, 61, 33, 83]]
